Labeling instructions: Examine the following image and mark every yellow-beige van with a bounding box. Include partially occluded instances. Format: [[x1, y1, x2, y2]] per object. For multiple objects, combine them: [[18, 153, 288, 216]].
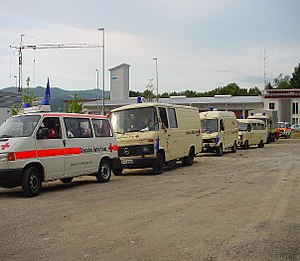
[[199, 110, 238, 156], [237, 119, 267, 149], [110, 102, 202, 175]]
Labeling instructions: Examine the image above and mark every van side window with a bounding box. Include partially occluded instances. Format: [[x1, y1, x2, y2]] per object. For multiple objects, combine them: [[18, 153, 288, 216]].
[[220, 119, 224, 131], [168, 108, 178, 128], [92, 119, 112, 137], [39, 117, 61, 139], [159, 107, 169, 128], [64, 118, 92, 138]]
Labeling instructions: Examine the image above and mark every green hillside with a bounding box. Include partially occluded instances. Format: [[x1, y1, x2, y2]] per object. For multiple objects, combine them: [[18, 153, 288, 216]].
[[0, 86, 109, 111]]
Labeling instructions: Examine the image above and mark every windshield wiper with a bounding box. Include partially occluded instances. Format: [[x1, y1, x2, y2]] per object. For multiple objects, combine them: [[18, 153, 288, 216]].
[[0, 134, 13, 138]]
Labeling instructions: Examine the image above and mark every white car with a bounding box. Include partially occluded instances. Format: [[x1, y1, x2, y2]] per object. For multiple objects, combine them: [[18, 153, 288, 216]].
[[291, 124, 300, 132]]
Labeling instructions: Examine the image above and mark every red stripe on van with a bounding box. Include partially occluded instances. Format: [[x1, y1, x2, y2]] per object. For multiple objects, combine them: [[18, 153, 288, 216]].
[[14, 147, 81, 160], [15, 150, 38, 159]]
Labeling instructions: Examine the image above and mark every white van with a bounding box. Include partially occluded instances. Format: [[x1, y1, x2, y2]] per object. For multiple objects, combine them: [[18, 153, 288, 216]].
[[110, 102, 202, 175], [199, 110, 238, 156], [0, 112, 120, 197], [237, 119, 267, 149]]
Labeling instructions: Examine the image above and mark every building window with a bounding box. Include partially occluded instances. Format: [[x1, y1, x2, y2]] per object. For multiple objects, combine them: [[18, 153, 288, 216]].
[[292, 118, 298, 125], [269, 103, 275, 109], [292, 102, 299, 114]]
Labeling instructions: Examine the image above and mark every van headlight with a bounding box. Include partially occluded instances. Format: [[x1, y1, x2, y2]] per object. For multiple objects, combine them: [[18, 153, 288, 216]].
[[238, 134, 243, 140], [143, 146, 150, 154], [0, 153, 7, 161]]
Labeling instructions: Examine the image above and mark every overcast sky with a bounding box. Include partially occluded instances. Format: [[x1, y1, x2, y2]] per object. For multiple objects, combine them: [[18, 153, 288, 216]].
[[0, 0, 299, 94]]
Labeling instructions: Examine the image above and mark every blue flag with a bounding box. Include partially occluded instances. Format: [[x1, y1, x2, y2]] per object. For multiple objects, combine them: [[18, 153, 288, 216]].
[[41, 78, 51, 105]]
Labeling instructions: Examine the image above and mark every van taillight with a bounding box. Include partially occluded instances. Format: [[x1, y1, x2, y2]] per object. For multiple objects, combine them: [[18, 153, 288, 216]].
[[7, 152, 16, 161]]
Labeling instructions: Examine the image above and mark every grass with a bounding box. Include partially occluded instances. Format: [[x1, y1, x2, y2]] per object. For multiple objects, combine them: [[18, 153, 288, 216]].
[[290, 131, 300, 139]]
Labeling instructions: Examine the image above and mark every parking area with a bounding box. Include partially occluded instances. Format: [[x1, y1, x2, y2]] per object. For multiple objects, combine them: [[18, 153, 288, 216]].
[[1, 139, 300, 260]]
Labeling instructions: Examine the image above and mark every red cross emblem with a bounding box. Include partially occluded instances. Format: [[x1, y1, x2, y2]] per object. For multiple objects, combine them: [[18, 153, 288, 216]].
[[1, 142, 10, 150], [108, 143, 118, 153], [135, 134, 139, 139]]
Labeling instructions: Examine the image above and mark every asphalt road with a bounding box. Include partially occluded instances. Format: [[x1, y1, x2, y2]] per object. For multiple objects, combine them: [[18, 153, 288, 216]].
[[0, 139, 299, 261]]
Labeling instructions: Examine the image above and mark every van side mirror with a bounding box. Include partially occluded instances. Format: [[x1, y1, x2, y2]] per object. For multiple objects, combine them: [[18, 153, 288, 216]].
[[221, 126, 225, 131], [37, 128, 49, 139]]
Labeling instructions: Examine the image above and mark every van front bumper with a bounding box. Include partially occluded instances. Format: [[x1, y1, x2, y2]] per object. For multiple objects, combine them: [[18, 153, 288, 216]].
[[120, 157, 156, 169], [0, 169, 23, 188], [202, 143, 218, 153]]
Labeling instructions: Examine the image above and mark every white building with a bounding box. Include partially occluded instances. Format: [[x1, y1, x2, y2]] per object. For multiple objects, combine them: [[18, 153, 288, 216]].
[[264, 89, 300, 124], [0, 91, 22, 125]]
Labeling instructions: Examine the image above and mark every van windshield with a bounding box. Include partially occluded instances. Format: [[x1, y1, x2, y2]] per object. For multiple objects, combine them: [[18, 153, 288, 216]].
[[0, 115, 40, 138], [201, 119, 218, 133], [238, 122, 248, 131], [110, 107, 158, 133]]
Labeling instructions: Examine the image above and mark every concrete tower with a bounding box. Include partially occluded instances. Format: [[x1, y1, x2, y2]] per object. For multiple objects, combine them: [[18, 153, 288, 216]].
[[109, 63, 131, 100]]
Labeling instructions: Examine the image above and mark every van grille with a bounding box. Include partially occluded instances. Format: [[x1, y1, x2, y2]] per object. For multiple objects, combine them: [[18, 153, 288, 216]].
[[118, 145, 154, 157]]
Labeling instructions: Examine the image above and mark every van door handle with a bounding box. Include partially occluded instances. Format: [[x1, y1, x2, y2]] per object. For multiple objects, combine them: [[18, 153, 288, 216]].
[[63, 140, 66, 147]]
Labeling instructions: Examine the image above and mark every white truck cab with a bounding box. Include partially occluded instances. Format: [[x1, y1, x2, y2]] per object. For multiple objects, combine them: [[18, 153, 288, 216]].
[[200, 110, 238, 156], [0, 111, 121, 197]]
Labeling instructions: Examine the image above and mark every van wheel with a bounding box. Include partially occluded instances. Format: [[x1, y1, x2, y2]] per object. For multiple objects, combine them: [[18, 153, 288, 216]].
[[243, 140, 249, 150], [96, 159, 111, 182], [182, 148, 195, 166], [258, 140, 264, 148], [152, 153, 164, 175], [60, 177, 73, 183], [113, 168, 123, 176], [216, 144, 223, 156], [231, 142, 237, 153], [22, 166, 42, 197]]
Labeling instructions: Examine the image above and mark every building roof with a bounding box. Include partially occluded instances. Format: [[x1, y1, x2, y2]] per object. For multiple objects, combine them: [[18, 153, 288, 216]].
[[264, 88, 300, 98], [0, 91, 22, 107], [108, 63, 131, 71], [83, 96, 263, 108]]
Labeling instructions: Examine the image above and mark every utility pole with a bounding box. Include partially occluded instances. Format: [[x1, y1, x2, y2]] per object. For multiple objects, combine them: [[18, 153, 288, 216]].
[[264, 49, 267, 92]]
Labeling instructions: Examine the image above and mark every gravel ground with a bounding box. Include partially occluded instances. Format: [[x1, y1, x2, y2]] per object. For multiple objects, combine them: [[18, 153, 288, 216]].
[[0, 139, 299, 261]]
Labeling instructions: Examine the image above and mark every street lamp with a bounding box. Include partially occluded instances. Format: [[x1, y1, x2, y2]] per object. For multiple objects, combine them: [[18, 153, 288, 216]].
[[98, 28, 105, 115], [153, 57, 159, 102], [96, 69, 99, 114]]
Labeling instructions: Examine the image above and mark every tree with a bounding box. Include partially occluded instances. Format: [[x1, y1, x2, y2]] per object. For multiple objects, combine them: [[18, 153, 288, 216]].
[[11, 76, 36, 115], [65, 94, 83, 113], [290, 63, 300, 88], [143, 79, 156, 102], [273, 73, 291, 89], [248, 87, 262, 96]]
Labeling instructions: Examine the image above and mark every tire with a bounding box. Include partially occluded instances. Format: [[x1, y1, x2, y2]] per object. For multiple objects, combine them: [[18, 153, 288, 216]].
[[96, 159, 111, 182], [182, 148, 195, 166], [152, 153, 164, 175], [216, 144, 223, 156], [60, 177, 73, 184], [113, 168, 123, 176], [231, 142, 237, 153], [243, 140, 249, 150], [22, 166, 42, 197], [258, 140, 264, 148]]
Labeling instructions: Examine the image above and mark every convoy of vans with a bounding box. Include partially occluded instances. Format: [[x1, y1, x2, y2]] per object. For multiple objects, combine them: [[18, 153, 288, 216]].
[[0, 101, 284, 197], [110, 102, 202, 175], [237, 119, 267, 149], [199, 110, 238, 156], [0, 111, 120, 196]]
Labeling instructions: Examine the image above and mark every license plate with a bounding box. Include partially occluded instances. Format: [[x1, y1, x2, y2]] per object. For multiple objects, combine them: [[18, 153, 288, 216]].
[[121, 159, 133, 164]]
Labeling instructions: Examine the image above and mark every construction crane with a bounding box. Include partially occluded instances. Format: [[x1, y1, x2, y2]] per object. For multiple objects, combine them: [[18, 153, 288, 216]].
[[10, 34, 102, 92]]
